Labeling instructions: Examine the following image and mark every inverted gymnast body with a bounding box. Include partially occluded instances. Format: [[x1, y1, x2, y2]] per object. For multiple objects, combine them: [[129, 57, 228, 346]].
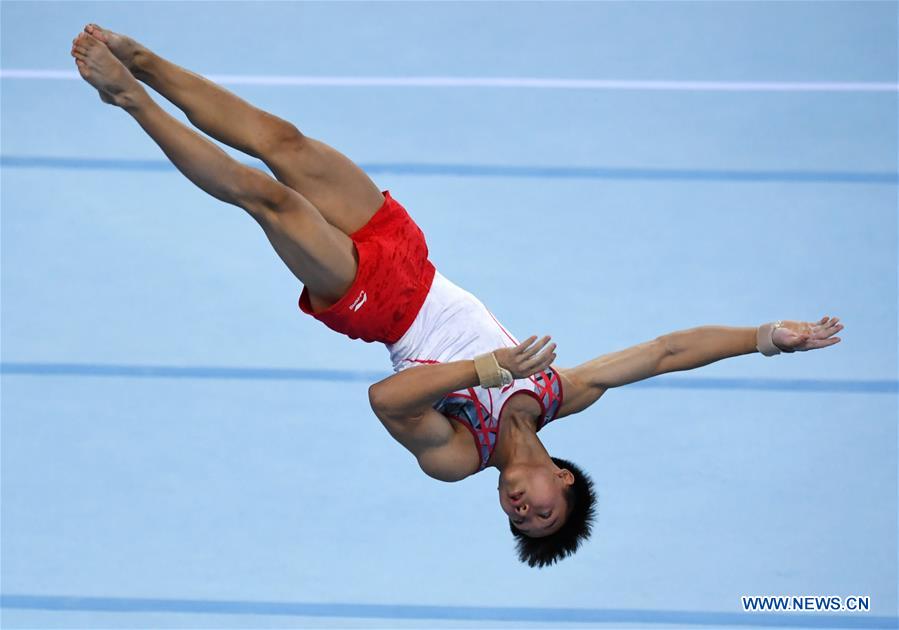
[[71, 25, 844, 567]]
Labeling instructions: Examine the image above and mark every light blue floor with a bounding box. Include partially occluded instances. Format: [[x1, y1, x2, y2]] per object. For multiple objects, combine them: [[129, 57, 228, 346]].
[[1, 2, 897, 629]]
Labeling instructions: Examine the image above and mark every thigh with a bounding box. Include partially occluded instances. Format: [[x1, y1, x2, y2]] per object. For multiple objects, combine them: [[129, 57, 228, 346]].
[[265, 136, 386, 236], [253, 186, 359, 308]]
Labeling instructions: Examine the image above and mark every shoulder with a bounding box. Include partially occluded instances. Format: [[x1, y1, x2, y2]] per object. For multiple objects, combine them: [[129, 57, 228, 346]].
[[551, 366, 607, 420], [375, 405, 480, 482], [416, 417, 481, 482]]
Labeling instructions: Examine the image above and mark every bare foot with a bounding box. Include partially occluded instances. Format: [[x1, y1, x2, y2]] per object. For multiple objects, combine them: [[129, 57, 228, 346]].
[[70, 32, 142, 107], [70, 33, 114, 104], [77, 24, 146, 105], [83, 24, 145, 72]]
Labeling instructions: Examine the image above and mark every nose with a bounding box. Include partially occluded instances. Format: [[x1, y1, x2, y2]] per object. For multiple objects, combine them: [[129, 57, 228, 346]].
[[515, 503, 528, 515]]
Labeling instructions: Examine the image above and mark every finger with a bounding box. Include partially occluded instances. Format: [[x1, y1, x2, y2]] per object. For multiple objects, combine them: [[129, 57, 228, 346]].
[[535, 352, 557, 373], [808, 335, 842, 348], [806, 337, 841, 349], [519, 335, 551, 360], [515, 336, 538, 354], [528, 335, 555, 356], [524, 348, 557, 374], [813, 322, 843, 339], [522, 342, 556, 370]]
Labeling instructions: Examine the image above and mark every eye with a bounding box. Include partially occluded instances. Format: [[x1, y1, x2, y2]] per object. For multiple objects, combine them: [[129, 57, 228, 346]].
[[540, 512, 551, 519]]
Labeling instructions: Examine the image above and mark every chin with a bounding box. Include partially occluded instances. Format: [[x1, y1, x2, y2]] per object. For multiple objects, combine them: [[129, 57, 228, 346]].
[[499, 464, 526, 481]]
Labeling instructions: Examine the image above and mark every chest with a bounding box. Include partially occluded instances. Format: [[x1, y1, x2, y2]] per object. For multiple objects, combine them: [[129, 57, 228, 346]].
[[439, 388, 542, 466]]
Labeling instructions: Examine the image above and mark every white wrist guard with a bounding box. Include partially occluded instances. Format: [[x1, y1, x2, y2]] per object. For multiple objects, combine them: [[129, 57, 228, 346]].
[[474, 352, 514, 388], [757, 321, 785, 356]]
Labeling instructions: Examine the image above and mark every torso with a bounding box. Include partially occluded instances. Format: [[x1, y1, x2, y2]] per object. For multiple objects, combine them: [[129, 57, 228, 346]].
[[386, 271, 564, 472], [478, 392, 542, 467]]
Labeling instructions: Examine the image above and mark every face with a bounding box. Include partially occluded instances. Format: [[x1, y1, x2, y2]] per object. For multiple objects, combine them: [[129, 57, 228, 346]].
[[498, 463, 574, 537]]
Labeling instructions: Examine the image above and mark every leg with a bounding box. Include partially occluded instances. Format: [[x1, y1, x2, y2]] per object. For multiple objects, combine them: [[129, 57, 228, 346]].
[[71, 32, 354, 308], [83, 24, 385, 236]]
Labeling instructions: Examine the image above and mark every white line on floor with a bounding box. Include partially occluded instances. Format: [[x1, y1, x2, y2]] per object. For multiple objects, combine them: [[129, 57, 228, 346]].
[[2, 69, 897, 92]]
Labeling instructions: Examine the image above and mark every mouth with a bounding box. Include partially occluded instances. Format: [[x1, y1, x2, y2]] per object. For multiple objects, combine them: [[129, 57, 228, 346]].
[[508, 490, 525, 503]]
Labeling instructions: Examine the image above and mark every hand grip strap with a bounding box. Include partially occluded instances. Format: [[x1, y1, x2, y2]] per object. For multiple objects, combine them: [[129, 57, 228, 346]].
[[474, 352, 514, 388], [757, 321, 785, 357]]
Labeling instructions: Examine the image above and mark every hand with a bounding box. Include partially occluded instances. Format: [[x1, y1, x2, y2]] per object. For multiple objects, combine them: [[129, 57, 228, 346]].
[[772, 316, 843, 352], [494, 335, 557, 378]]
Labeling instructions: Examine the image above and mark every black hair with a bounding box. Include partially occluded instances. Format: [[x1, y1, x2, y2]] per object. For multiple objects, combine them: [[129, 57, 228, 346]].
[[508, 456, 596, 568]]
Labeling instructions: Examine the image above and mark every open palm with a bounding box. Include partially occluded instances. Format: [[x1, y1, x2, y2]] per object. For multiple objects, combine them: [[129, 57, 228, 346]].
[[773, 316, 843, 352]]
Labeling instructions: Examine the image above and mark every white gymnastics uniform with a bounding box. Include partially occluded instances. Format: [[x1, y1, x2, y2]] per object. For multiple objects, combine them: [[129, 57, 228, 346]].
[[386, 271, 563, 470]]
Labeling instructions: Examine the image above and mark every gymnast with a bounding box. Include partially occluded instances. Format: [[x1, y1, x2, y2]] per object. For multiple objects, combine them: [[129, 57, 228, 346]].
[[71, 25, 844, 568]]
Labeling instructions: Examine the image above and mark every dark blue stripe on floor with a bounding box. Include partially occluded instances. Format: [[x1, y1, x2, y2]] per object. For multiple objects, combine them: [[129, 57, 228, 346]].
[[2, 155, 897, 183], [1, 594, 894, 628], [0, 362, 385, 383], [2, 362, 896, 393]]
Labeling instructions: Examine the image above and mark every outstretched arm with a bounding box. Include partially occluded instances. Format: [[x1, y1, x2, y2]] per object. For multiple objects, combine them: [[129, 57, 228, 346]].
[[557, 316, 843, 417]]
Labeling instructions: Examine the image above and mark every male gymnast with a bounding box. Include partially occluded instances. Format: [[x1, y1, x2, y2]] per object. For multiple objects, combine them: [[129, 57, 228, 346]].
[[71, 25, 843, 567]]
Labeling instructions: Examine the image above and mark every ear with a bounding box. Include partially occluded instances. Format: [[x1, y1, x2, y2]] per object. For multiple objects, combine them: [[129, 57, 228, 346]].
[[557, 468, 575, 488]]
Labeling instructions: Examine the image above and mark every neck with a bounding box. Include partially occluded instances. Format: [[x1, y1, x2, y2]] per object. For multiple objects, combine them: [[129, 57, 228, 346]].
[[490, 409, 552, 471]]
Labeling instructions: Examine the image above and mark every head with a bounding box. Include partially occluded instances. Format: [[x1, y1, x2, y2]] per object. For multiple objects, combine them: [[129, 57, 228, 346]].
[[499, 457, 596, 568]]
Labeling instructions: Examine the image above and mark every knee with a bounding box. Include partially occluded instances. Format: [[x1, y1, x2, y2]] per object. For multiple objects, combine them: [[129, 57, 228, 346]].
[[232, 167, 291, 216], [257, 121, 307, 158]]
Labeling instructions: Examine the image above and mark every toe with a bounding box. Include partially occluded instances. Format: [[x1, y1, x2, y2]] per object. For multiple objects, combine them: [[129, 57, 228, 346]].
[[83, 32, 105, 48], [86, 23, 108, 42]]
